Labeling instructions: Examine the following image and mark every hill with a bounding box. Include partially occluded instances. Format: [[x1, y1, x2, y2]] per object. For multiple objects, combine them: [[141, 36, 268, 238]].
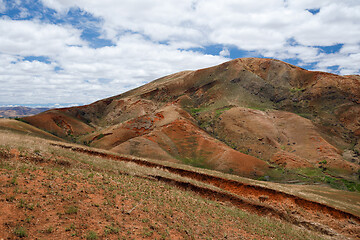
[[0, 126, 359, 239], [0, 106, 50, 118], [2, 57, 360, 239], [23, 58, 360, 187]]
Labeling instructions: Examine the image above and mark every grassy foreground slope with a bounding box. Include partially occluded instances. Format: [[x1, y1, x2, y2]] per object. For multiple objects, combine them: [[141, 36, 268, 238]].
[[0, 128, 330, 240], [1, 126, 360, 239]]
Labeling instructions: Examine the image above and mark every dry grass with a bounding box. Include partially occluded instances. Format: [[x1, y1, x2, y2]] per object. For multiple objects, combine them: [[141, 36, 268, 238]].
[[0, 129, 327, 239], [44, 135, 360, 218]]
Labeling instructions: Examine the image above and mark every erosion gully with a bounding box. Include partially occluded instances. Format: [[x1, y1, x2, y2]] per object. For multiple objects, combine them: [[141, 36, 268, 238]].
[[51, 143, 360, 239]]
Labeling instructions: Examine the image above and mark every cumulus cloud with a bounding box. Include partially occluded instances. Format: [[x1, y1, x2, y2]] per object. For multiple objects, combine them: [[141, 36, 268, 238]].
[[0, 0, 359, 105], [40, 0, 360, 56], [219, 47, 230, 57], [0, 19, 85, 56], [0, 20, 227, 105]]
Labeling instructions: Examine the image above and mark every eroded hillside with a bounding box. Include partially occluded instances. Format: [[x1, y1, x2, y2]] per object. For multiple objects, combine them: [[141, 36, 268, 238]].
[[22, 58, 360, 188]]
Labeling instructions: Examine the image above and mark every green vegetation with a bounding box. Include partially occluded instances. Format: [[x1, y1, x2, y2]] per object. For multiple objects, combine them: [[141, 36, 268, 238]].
[[179, 156, 210, 169], [85, 230, 98, 240], [341, 179, 360, 192], [13, 226, 27, 238], [65, 205, 78, 214], [96, 133, 105, 140], [10, 175, 18, 185], [290, 87, 305, 93], [45, 226, 53, 233], [14, 118, 29, 124], [262, 166, 360, 192], [189, 107, 208, 117], [104, 224, 119, 235], [65, 223, 76, 232], [215, 106, 232, 118]]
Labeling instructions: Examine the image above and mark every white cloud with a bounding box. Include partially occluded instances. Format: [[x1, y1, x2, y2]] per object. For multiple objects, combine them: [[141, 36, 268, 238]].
[[0, 21, 228, 104], [219, 47, 230, 57], [0, 19, 85, 56], [40, 0, 360, 53], [0, 0, 359, 105]]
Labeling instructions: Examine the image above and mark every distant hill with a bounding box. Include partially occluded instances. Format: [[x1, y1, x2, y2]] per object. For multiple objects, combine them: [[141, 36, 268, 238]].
[[0, 106, 50, 118]]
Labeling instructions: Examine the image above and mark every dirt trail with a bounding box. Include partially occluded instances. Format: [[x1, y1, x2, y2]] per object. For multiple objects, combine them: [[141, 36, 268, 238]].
[[51, 143, 360, 239]]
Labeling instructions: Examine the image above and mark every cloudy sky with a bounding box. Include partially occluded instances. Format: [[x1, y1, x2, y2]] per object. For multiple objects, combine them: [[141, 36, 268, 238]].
[[0, 0, 359, 107]]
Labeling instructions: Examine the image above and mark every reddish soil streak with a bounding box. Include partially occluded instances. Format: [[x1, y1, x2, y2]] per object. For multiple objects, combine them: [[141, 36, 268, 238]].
[[51, 143, 360, 238]]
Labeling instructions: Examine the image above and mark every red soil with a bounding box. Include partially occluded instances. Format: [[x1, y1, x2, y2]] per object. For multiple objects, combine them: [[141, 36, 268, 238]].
[[51, 143, 360, 238], [23, 111, 94, 138]]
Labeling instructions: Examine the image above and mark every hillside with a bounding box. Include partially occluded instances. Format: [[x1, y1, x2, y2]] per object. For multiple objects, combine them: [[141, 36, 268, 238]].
[[0, 126, 359, 239], [0, 107, 50, 118], [23, 58, 360, 188]]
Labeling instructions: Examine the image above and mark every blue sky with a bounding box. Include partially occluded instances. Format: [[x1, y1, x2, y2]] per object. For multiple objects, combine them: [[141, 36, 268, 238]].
[[0, 0, 359, 107]]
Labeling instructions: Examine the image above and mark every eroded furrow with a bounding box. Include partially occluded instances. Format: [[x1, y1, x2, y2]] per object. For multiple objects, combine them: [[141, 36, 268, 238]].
[[51, 143, 360, 238]]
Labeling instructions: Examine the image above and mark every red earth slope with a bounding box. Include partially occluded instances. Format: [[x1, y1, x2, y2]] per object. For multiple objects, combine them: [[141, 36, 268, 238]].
[[23, 58, 360, 179]]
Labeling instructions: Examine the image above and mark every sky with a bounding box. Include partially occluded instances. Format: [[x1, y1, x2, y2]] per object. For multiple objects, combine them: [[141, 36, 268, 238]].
[[0, 0, 359, 107]]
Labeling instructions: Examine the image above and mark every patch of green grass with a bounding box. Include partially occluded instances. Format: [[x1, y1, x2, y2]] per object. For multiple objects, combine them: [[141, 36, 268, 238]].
[[65, 205, 78, 214], [143, 228, 154, 237], [323, 176, 360, 192], [65, 223, 76, 232], [10, 175, 18, 186], [189, 107, 209, 118], [215, 106, 232, 118], [45, 226, 53, 233], [266, 166, 360, 192], [290, 87, 305, 93], [180, 156, 210, 169], [17, 199, 34, 210], [323, 176, 343, 189], [24, 215, 34, 223], [104, 224, 119, 235], [14, 118, 29, 124], [96, 133, 105, 140], [13, 226, 27, 238], [341, 179, 360, 192], [85, 230, 98, 240]]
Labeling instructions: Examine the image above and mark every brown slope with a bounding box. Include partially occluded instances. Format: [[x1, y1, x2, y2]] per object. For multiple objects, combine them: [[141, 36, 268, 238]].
[[0, 119, 64, 141], [23, 57, 360, 179], [216, 107, 358, 172], [80, 104, 268, 176], [49, 142, 360, 238], [23, 110, 94, 139]]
